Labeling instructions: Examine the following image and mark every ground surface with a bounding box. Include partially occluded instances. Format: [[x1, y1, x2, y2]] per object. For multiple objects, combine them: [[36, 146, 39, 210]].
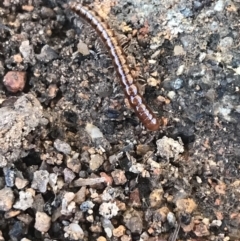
[[0, 0, 240, 240]]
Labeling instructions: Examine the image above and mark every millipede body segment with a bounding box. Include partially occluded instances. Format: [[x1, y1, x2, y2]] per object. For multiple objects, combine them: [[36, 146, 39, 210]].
[[69, 2, 161, 131]]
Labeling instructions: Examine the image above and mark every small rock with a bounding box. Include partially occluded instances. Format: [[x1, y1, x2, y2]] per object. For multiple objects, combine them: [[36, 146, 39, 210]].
[[64, 223, 84, 240], [113, 225, 126, 237], [176, 65, 185, 76], [123, 209, 143, 234], [111, 170, 127, 185], [156, 136, 184, 161], [74, 186, 86, 204], [153, 207, 170, 222], [3, 71, 26, 93], [41, 7, 56, 18], [13, 54, 23, 63], [4, 209, 21, 219], [218, 37, 233, 52], [149, 188, 164, 208], [214, 0, 225, 11], [61, 192, 76, 215], [215, 182, 226, 194], [129, 188, 141, 207], [167, 91, 176, 100], [0, 231, 4, 241], [54, 139, 71, 155], [102, 218, 114, 238], [34, 211, 51, 233], [0, 187, 14, 211], [85, 123, 104, 140], [3, 167, 15, 187], [66, 154, 81, 173], [136, 144, 151, 156], [77, 41, 90, 56], [47, 84, 58, 99], [194, 222, 210, 237], [167, 212, 177, 227], [89, 154, 104, 171], [147, 77, 160, 87], [13, 190, 34, 211], [22, 5, 34, 12], [31, 170, 49, 193], [63, 168, 76, 184], [15, 177, 28, 189], [36, 45, 58, 63], [174, 45, 185, 55], [19, 40, 36, 64], [176, 198, 197, 213], [100, 172, 113, 186], [9, 221, 25, 241], [210, 219, 222, 227], [80, 200, 95, 212], [199, 52, 206, 62], [99, 202, 119, 219], [170, 77, 183, 90], [97, 236, 107, 241]]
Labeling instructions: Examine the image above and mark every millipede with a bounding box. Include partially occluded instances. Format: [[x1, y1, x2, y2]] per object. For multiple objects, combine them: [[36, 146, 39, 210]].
[[69, 2, 161, 131]]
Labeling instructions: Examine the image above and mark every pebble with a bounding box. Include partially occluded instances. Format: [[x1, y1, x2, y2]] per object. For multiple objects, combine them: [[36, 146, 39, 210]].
[[156, 136, 184, 161], [102, 218, 114, 238], [149, 188, 164, 208], [63, 168, 76, 184], [4, 210, 21, 219], [66, 154, 81, 173], [199, 52, 206, 62], [64, 223, 84, 240], [147, 77, 160, 87], [194, 222, 210, 237], [19, 40, 36, 64], [111, 170, 127, 185], [176, 198, 197, 213], [214, 0, 225, 11], [176, 65, 185, 76], [36, 45, 58, 63], [74, 186, 86, 204], [129, 188, 141, 207], [123, 209, 143, 234], [0, 187, 14, 211], [99, 202, 119, 219], [3, 71, 26, 93], [170, 78, 184, 90], [34, 211, 51, 232], [153, 207, 170, 222], [85, 123, 104, 140], [3, 167, 15, 187], [167, 90, 176, 100], [100, 172, 113, 186], [9, 221, 25, 241], [97, 237, 107, 241], [54, 139, 71, 155], [22, 5, 34, 12], [218, 37, 233, 52], [80, 200, 95, 212], [167, 212, 177, 227], [13, 190, 34, 211], [47, 84, 58, 99], [210, 219, 222, 227], [77, 41, 90, 56], [41, 6, 56, 18], [31, 170, 49, 193], [90, 154, 104, 171], [15, 177, 29, 189], [113, 225, 126, 237]]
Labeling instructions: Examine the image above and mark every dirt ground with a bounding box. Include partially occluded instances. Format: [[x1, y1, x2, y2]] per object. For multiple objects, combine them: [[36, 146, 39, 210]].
[[0, 0, 240, 240]]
